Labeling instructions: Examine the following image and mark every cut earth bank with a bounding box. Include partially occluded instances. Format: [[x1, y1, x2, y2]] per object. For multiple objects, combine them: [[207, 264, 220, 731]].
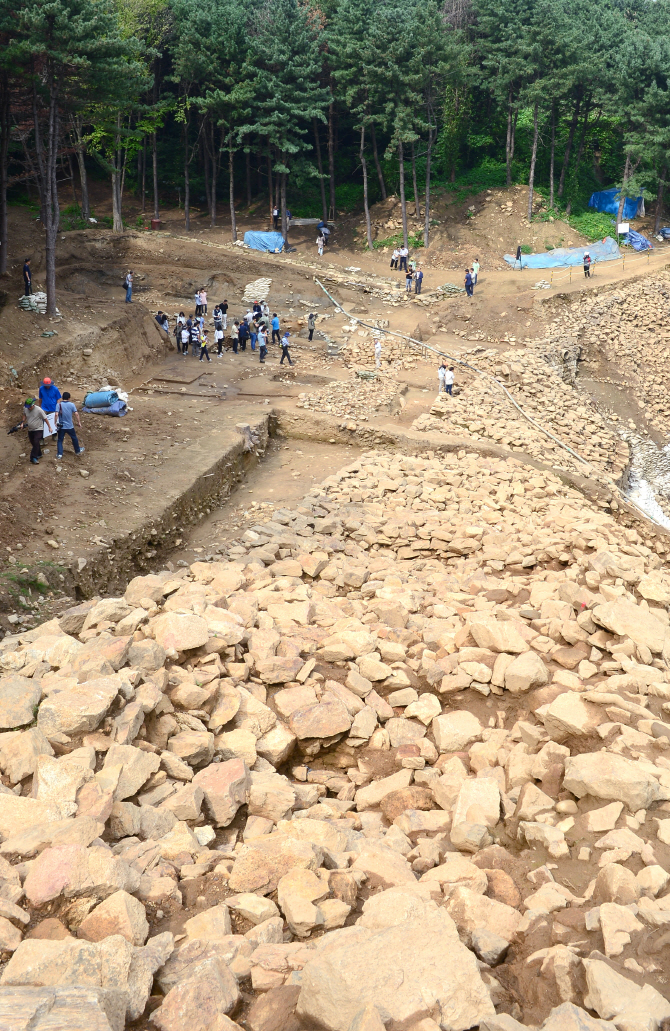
[[3, 214, 670, 1031]]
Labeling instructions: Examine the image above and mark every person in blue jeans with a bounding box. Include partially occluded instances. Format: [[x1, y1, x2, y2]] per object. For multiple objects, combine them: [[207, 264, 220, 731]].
[[125, 271, 133, 303], [56, 393, 84, 458], [271, 313, 280, 344]]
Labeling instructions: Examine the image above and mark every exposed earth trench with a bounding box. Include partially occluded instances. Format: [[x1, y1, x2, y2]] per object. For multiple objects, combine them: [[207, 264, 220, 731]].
[[5, 217, 670, 1031]]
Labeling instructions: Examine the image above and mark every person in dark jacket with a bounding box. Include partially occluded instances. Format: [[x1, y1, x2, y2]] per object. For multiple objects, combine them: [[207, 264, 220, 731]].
[[464, 269, 474, 297], [23, 258, 32, 295], [238, 319, 249, 351]]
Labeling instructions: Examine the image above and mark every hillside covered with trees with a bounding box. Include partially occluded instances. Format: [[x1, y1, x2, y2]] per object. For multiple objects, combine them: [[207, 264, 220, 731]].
[[1, 0, 670, 312]]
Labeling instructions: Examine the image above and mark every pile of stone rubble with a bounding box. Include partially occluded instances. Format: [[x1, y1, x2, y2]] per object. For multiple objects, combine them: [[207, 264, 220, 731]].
[[295, 377, 402, 421], [2, 450, 670, 1030], [413, 348, 629, 486]]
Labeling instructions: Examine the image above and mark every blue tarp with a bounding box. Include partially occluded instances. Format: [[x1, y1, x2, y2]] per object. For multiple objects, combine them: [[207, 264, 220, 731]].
[[621, 229, 653, 251], [243, 231, 284, 252], [588, 188, 644, 220], [82, 400, 126, 417], [504, 236, 621, 269]]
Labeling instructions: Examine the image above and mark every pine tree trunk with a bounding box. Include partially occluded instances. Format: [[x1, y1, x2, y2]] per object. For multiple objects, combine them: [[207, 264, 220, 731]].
[[141, 139, 146, 213], [569, 101, 595, 211], [44, 95, 60, 315], [655, 165, 667, 233], [267, 148, 273, 218], [617, 154, 631, 223], [203, 132, 211, 216], [361, 124, 372, 249], [0, 74, 9, 275], [112, 115, 123, 234], [152, 131, 159, 220], [424, 124, 433, 249], [72, 115, 90, 221], [184, 120, 190, 230], [411, 140, 420, 217], [510, 107, 518, 168], [505, 92, 513, 187], [558, 94, 581, 199], [527, 102, 539, 221], [246, 149, 251, 207], [209, 120, 218, 227], [398, 141, 408, 249], [549, 101, 555, 209], [370, 122, 386, 200], [328, 101, 336, 217], [229, 147, 237, 242], [67, 151, 78, 206], [313, 118, 328, 222], [280, 160, 288, 241]]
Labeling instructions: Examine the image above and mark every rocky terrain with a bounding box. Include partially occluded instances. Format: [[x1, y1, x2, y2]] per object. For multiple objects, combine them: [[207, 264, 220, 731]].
[[1, 440, 670, 1031]]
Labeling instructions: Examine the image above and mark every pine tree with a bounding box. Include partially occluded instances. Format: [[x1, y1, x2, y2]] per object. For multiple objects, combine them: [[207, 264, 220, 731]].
[[243, 0, 330, 239]]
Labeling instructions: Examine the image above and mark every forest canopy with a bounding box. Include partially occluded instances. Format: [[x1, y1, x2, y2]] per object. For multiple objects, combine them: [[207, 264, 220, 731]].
[[1, 0, 669, 311]]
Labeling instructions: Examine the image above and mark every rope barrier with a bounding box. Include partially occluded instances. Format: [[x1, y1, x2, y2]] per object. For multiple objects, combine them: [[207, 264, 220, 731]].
[[548, 248, 652, 286]]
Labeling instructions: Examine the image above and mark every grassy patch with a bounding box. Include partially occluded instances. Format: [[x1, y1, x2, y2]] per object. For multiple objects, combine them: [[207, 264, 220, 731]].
[[373, 230, 424, 251], [520, 244, 533, 254], [565, 209, 616, 241]]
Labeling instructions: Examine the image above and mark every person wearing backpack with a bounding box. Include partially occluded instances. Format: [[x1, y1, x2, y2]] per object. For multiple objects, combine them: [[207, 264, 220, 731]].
[[124, 271, 133, 303]]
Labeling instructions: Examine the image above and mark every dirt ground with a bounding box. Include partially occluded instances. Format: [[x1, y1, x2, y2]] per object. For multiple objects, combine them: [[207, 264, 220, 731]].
[[0, 185, 667, 631]]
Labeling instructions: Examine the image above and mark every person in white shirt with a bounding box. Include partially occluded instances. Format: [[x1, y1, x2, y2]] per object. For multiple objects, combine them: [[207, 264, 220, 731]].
[[472, 259, 480, 285], [374, 339, 382, 368], [399, 245, 409, 271], [215, 325, 225, 356], [444, 366, 455, 395], [390, 248, 399, 270], [438, 362, 447, 392]]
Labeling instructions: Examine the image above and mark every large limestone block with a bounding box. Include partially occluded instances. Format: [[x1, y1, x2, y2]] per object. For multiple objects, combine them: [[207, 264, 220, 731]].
[[104, 745, 160, 801], [432, 711, 482, 753], [592, 598, 668, 654], [183, 904, 232, 941], [450, 779, 500, 852], [446, 886, 522, 944], [359, 886, 439, 931], [296, 910, 495, 1031], [543, 693, 603, 741], [0, 676, 41, 730], [351, 843, 416, 888], [469, 616, 529, 654], [150, 613, 209, 657], [563, 753, 669, 811], [78, 890, 149, 946], [150, 956, 240, 1031], [0, 727, 53, 784], [228, 834, 322, 896], [504, 651, 549, 694], [249, 772, 295, 823], [23, 845, 139, 906], [355, 769, 412, 812], [288, 698, 351, 740], [0, 795, 61, 841], [37, 679, 120, 738], [584, 957, 670, 1031], [193, 759, 250, 827], [0, 985, 127, 1031], [0, 932, 174, 1023]]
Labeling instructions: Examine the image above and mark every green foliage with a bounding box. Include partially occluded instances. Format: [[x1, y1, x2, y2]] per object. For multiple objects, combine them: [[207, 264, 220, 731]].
[[565, 210, 616, 241], [520, 244, 533, 254], [373, 230, 424, 249]]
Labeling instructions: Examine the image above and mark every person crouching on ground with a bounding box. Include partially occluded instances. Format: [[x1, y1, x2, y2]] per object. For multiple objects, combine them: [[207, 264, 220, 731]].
[[20, 398, 48, 464], [56, 393, 84, 458]]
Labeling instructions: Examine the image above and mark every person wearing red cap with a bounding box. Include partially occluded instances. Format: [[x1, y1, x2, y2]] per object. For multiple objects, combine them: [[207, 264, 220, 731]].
[[38, 377, 61, 440]]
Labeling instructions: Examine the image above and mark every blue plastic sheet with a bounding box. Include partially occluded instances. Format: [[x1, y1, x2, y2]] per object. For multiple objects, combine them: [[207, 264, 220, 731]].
[[659, 228, 670, 239], [82, 400, 126, 417], [588, 188, 644, 220], [83, 390, 119, 408], [504, 236, 621, 269], [243, 231, 285, 252], [621, 230, 653, 251]]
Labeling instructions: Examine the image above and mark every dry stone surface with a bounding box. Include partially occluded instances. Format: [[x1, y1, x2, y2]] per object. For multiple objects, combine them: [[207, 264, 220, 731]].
[[1, 445, 670, 1030]]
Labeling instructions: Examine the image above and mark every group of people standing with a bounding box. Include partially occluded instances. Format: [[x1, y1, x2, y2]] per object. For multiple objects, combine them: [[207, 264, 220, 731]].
[[390, 246, 424, 294], [464, 259, 480, 297], [157, 299, 295, 366], [19, 377, 84, 465]]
